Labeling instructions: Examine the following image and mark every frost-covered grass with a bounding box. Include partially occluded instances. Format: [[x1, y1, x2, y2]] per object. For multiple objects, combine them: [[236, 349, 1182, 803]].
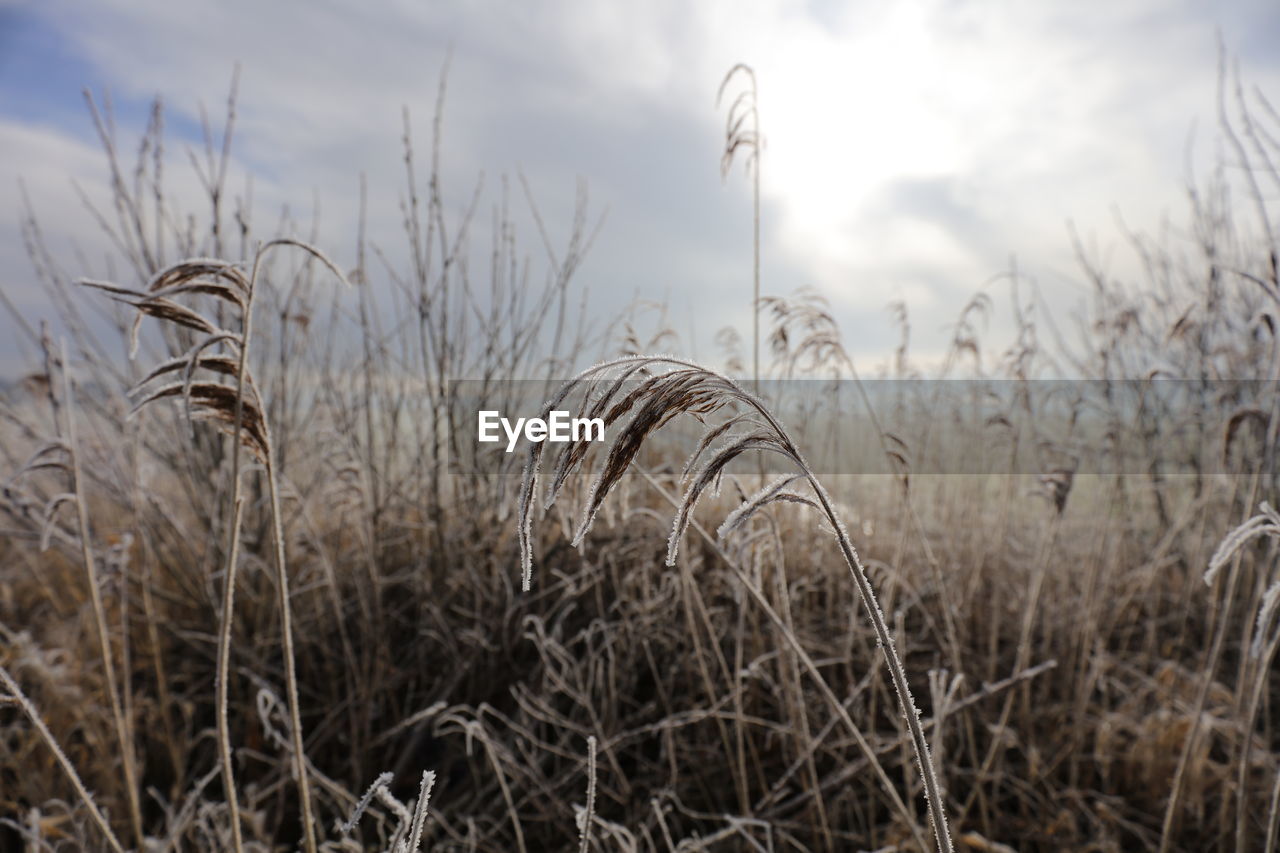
[[2, 61, 1280, 852]]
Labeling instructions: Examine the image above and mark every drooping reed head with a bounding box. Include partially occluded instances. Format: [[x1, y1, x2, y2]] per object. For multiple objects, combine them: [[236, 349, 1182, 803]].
[[516, 354, 812, 590]]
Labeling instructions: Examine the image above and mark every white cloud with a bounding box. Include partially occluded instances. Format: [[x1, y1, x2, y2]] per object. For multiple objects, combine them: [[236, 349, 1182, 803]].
[[0, 119, 114, 303], [2, 0, 1278, 375]]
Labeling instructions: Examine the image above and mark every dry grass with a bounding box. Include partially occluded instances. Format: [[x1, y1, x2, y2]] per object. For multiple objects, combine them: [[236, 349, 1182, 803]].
[[1, 55, 1279, 853]]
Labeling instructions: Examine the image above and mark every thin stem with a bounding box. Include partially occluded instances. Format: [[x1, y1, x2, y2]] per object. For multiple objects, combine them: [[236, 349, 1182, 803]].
[[217, 245, 258, 853], [264, 445, 317, 852], [752, 97, 760, 397], [579, 735, 597, 853], [1266, 765, 1280, 853], [805, 475, 954, 853], [246, 243, 319, 853], [0, 665, 127, 853], [1240, 626, 1280, 851], [1158, 470, 1261, 853], [64, 343, 146, 849], [216, 496, 246, 853], [636, 466, 929, 851]]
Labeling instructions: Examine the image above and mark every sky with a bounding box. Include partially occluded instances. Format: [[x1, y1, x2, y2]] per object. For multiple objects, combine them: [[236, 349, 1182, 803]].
[[2, 0, 1279, 380]]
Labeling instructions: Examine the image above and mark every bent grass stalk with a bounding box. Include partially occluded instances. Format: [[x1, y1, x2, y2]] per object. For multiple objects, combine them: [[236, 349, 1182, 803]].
[[81, 238, 349, 853], [518, 354, 954, 853], [249, 238, 351, 853]]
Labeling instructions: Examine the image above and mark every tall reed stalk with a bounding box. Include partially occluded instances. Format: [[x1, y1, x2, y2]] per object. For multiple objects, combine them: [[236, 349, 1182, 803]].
[[718, 64, 762, 390], [81, 239, 349, 853]]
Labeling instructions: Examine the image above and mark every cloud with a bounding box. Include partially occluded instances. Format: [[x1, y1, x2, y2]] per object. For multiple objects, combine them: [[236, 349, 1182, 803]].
[[2, 0, 1278, 377], [0, 120, 113, 316]]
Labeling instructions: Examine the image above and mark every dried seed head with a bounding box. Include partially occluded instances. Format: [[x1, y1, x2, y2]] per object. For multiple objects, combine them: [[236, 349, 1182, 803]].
[[1253, 580, 1280, 659], [1038, 467, 1075, 514], [40, 492, 78, 552], [1206, 502, 1280, 586], [519, 355, 801, 589], [132, 381, 269, 462], [1223, 408, 1267, 464], [144, 258, 251, 303], [12, 441, 72, 483], [668, 430, 782, 565], [717, 473, 817, 544]]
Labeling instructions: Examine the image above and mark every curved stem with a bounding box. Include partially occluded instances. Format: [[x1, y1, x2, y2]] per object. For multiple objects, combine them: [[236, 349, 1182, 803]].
[[238, 244, 318, 853], [805, 474, 954, 853]]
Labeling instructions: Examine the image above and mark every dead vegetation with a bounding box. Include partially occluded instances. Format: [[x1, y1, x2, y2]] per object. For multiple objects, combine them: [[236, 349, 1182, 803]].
[[0, 55, 1279, 852]]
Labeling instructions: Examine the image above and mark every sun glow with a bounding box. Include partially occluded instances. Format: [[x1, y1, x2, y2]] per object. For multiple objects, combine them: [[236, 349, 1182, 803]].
[[749, 4, 1020, 293]]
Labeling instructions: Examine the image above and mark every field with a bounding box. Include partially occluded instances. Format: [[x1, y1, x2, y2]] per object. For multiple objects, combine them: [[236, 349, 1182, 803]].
[[1, 64, 1279, 853]]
